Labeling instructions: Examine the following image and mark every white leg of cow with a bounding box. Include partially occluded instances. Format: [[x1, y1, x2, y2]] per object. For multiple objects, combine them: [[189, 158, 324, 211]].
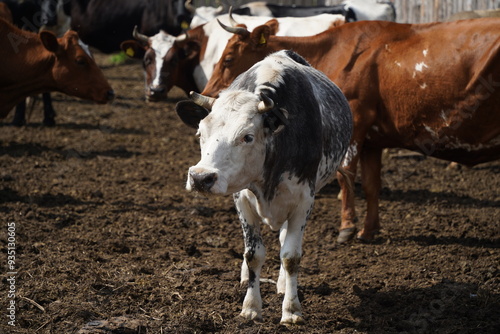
[[279, 201, 312, 325], [235, 194, 266, 322], [277, 221, 288, 295], [240, 258, 249, 286]]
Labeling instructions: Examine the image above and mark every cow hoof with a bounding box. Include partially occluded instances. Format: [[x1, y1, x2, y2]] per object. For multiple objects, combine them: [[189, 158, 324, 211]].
[[280, 313, 305, 325], [337, 227, 357, 243], [356, 229, 380, 242], [11, 119, 26, 127], [240, 310, 263, 322]]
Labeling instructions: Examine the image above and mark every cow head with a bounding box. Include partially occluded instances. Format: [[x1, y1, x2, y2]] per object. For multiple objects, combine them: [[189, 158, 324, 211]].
[[177, 90, 289, 195], [44, 30, 114, 104], [121, 27, 200, 101], [201, 21, 274, 98]]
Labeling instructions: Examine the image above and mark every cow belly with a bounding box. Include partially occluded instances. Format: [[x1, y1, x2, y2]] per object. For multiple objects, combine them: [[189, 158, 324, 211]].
[[364, 121, 500, 166], [415, 135, 500, 166], [316, 154, 344, 190]]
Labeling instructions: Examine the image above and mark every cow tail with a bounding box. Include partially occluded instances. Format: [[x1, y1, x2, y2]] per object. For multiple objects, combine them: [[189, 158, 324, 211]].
[[337, 167, 354, 197]]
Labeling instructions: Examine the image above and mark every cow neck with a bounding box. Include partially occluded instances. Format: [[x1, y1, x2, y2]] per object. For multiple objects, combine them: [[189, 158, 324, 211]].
[[268, 25, 357, 79], [0, 30, 57, 116], [188, 24, 209, 58]]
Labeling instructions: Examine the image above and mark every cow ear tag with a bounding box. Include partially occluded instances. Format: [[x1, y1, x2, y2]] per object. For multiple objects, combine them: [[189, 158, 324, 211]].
[[181, 21, 189, 30], [126, 48, 135, 57], [259, 33, 267, 45]]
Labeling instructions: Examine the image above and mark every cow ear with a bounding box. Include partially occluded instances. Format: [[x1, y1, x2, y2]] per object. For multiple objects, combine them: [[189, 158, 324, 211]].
[[175, 100, 209, 129], [264, 19, 279, 35], [263, 108, 289, 135], [250, 25, 271, 47], [120, 40, 146, 59], [40, 31, 60, 53], [183, 41, 200, 60]]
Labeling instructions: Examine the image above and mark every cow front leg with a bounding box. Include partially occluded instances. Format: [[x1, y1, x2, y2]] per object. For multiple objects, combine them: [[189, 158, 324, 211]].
[[42, 93, 56, 126], [276, 221, 287, 295], [358, 146, 382, 241], [234, 193, 266, 321], [279, 202, 312, 325], [12, 100, 27, 127]]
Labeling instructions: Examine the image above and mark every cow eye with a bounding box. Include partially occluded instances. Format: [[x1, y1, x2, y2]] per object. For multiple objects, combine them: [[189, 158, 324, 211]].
[[144, 56, 153, 67], [75, 57, 87, 66], [243, 134, 254, 143], [223, 56, 233, 67]]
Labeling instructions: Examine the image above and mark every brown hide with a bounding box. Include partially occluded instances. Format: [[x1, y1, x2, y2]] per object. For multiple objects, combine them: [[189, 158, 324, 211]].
[[0, 3, 12, 22], [0, 18, 113, 118], [200, 18, 500, 241]]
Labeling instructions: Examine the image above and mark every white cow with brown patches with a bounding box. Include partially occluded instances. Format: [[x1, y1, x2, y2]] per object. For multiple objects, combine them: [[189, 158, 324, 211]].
[[120, 12, 345, 101], [176, 50, 352, 323]]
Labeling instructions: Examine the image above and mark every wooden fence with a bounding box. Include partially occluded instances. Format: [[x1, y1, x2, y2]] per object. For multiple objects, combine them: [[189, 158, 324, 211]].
[[392, 0, 500, 22], [191, 0, 500, 22]]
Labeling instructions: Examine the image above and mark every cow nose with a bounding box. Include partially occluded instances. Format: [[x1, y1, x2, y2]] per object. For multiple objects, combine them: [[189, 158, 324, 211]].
[[189, 171, 217, 192], [148, 86, 166, 102], [150, 86, 165, 94]]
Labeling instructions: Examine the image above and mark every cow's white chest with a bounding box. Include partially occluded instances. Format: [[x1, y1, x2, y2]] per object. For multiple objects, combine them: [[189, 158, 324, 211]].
[[241, 174, 315, 231]]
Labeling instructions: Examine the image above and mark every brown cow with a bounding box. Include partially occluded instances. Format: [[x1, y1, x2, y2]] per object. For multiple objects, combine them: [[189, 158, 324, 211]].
[[0, 18, 114, 118], [120, 13, 345, 101], [198, 18, 500, 242], [0, 3, 12, 22]]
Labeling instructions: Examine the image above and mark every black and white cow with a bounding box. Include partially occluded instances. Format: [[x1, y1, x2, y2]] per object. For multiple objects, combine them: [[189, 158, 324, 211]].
[[40, 0, 193, 53], [175, 50, 352, 323], [233, 1, 356, 21], [341, 0, 396, 21]]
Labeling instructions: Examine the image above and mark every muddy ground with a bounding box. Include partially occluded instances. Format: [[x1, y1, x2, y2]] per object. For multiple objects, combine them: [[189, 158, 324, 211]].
[[1, 54, 499, 334]]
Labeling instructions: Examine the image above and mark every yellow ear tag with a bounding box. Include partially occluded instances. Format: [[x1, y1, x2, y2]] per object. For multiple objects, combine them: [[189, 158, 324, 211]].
[[259, 33, 267, 45], [126, 47, 135, 57], [181, 21, 189, 30]]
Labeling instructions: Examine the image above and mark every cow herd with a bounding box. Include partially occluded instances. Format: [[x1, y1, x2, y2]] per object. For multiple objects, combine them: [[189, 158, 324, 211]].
[[1, 0, 499, 325]]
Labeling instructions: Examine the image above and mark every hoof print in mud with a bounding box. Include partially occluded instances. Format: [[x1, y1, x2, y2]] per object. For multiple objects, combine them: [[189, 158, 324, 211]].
[[77, 316, 146, 334]]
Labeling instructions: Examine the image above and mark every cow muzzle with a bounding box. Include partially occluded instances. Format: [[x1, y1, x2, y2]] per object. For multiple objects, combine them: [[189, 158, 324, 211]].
[[147, 85, 167, 102], [187, 167, 218, 193]]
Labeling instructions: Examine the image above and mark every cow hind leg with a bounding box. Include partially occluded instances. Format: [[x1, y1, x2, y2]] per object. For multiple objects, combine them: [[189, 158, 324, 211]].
[[338, 140, 362, 243], [358, 146, 383, 241]]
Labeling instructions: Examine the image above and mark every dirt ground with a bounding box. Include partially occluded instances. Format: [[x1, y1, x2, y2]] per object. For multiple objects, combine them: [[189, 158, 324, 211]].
[[1, 53, 499, 334]]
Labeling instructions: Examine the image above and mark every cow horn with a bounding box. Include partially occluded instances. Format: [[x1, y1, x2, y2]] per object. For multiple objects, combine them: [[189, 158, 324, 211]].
[[258, 93, 274, 113], [185, 0, 195, 13], [175, 32, 189, 43], [133, 25, 149, 43], [228, 6, 239, 26], [217, 19, 249, 37], [215, 5, 224, 15], [190, 91, 216, 110]]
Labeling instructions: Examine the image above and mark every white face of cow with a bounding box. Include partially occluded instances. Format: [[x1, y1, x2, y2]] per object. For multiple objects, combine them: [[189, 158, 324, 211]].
[[187, 91, 267, 195], [149, 31, 176, 91]]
